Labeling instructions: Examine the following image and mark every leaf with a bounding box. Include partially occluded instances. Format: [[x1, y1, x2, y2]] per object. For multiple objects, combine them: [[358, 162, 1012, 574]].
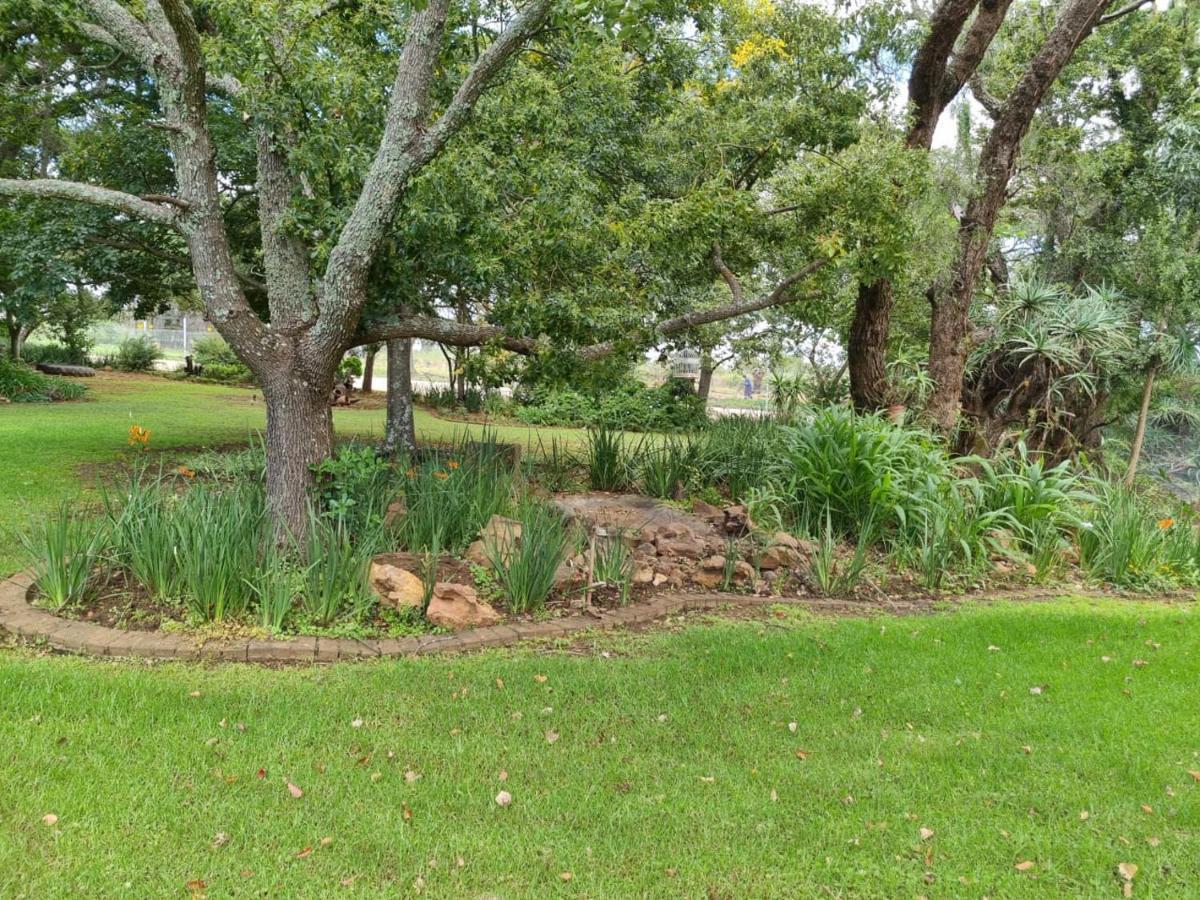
[[1118, 862, 1138, 898], [788, 722, 798, 733], [404, 769, 421, 783], [533, 674, 548, 683], [402, 805, 413, 821], [1014, 860, 1035, 872], [1132, 659, 1148, 668], [211, 832, 229, 848], [795, 749, 809, 761], [188, 691, 202, 698], [919, 827, 934, 841], [1079, 811, 1090, 821], [287, 782, 303, 799], [495, 790, 513, 807], [1187, 770, 1200, 783], [559, 872, 573, 882], [495, 678, 505, 689], [1141, 804, 1152, 814], [545, 730, 560, 744], [256, 768, 266, 779], [41, 813, 58, 826], [770, 789, 778, 802], [296, 847, 313, 859], [320, 837, 333, 847], [351, 718, 364, 728]]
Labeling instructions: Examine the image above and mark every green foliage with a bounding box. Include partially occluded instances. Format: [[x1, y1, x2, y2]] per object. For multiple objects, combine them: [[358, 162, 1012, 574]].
[[593, 533, 633, 605], [516, 381, 707, 432], [1076, 483, 1197, 588], [396, 438, 514, 553], [192, 335, 253, 384], [22, 503, 106, 610], [639, 436, 696, 499], [585, 426, 637, 492], [488, 501, 570, 614], [19, 343, 87, 366], [172, 483, 266, 622], [113, 336, 161, 372], [693, 418, 787, 502], [300, 512, 376, 626], [247, 549, 299, 634], [311, 445, 397, 540], [0, 355, 86, 402], [338, 355, 363, 378], [103, 471, 185, 603]]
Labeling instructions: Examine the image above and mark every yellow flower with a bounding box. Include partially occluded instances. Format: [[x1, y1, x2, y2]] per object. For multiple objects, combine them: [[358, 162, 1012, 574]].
[[1158, 518, 1175, 529], [447, 459, 460, 470], [127, 424, 151, 447]]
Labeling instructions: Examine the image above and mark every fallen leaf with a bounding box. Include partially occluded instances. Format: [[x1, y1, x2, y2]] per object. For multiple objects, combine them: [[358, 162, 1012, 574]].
[[287, 782, 303, 799], [1187, 770, 1200, 783], [533, 674, 548, 683], [498, 770, 508, 781], [1014, 860, 1035, 872], [770, 789, 778, 802], [1020, 745, 1033, 754], [1101, 656, 1113, 663], [1132, 659, 1148, 668], [1141, 804, 1152, 814], [545, 729, 560, 744], [1029, 686, 1043, 695], [239, 869, 253, 878], [919, 827, 934, 841], [495, 790, 513, 807], [256, 768, 266, 779], [559, 872, 573, 882], [211, 832, 229, 848], [699, 776, 715, 783], [405, 769, 421, 783], [1118, 862, 1138, 898], [1147, 836, 1160, 847], [41, 813, 58, 826], [320, 836, 333, 847], [188, 691, 202, 698], [795, 749, 809, 761], [788, 722, 798, 733], [1079, 811, 1090, 821], [340, 876, 357, 887], [351, 718, 363, 728], [185, 879, 206, 895], [370, 772, 382, 782], [402, 805, 413, 821], [657, 714, 668, 722], [296, 847, 313, 859], [495, 678, 505, 689]]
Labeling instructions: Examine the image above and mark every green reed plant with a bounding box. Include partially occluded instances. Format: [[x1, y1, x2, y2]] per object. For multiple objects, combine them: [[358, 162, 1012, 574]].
[[640, 437, 695, 499], [488, 500, 570, 614], [102, 468, 183, 603], [1076, 483, 1193, 588], [529, 435, 579, 492], [301, 511, 376, 625], [173, 483, 266, 622], [694, 418, 785, 501], [22, 502, 107, 609], [809, 510, 876, 596], [593, 531, 633, 605], [396, 441, 512, 553], [247, 550, 300, 633]]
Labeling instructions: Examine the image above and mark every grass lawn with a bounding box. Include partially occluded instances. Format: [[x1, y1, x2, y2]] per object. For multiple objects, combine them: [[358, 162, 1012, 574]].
[[0, 373, 585, 576], [1, 599, 1197, 897]]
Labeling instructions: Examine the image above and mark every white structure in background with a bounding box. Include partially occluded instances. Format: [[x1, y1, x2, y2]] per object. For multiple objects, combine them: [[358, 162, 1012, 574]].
[[90, 307, 216, 363], [668, 348, 700, 390]]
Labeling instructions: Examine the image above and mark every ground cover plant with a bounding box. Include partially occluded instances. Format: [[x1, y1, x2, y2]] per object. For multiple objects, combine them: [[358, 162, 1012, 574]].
[[1, 599, 1198, 897], [0, 355, 86, 403]]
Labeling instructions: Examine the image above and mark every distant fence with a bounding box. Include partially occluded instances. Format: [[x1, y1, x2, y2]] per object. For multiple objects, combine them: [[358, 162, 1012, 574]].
[[89, 317, 218, 358]]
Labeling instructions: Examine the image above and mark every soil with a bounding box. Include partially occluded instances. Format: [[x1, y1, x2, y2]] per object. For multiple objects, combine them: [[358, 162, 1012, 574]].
[[48, 570, 186, 631]]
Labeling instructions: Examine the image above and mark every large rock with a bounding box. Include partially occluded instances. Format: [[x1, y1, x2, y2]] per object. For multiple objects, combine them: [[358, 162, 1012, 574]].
[[759, 544, 804, 571], [721, 504, 754, 536], [478, 515, 522, 563], [370, 563, 425, 609], [656, 538, 706, 560], [425, 583, 501, 630], [692, 499, 724, 522]]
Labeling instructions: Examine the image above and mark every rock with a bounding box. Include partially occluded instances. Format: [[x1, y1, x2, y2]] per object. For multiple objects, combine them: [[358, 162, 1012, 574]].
[[553, 561, 579, 588], [771, 531, 802, 551], [722, 504, 754, 536], [656, 538, 706, 560], [370, 563, 425, 609], [632, 567, 655, 585], [425, 583, 501, 631], [465, 540, 491, 568], [700, 555, 727, 571], [635, 542, 658, 558], [691, 569, 724, 588], [759, 544, 804, 571], [652, 572, 669, 587], [478, 515, 522, 563], [692, 499, 724, 521], [733, 560, 756, 584]]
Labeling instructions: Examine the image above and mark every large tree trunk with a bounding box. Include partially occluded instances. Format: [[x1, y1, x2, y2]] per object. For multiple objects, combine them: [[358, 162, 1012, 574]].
[[262, 371, 334, 542], [848, 280, 892, 409], [697, 352, 715, 402], [384, 338, 416, 455], [1124, 362, 1159, 488], [361, 346, 377, 394], [924, 0, 1110, 432]]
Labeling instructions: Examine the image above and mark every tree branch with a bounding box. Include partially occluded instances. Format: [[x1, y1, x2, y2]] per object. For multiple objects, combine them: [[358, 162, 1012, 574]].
[[942, 0, 1016, 105], [1100, 0, 1153, 24], [907, 0, 979, 149], [0, 177, 182, 226], [78, 0, 167, 73]]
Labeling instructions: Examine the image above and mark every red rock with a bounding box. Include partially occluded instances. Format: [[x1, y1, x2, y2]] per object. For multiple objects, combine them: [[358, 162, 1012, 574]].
[[425, 583, 501, 630]]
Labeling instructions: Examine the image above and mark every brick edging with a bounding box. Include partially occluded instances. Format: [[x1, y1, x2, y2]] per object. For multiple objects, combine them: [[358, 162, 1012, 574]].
[[0, 571, 771, 662]]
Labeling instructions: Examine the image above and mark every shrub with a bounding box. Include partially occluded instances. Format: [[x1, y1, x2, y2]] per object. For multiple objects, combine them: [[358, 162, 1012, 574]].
[[248, 551, 300, 633], [693, 418, 786, 501], [0, 355, 87, 402], [103, 470, 183, 602], [488, 500, 570, 613], [312, 444, 398, 540], [114, 335, 161, 372], [22, 503, 107, 609], [192, 335, 253, 383], [586, 426, 639, 492], [20, 343, 89, 366], [515, 379, 707, 432], [199, 362, 255, 384], [1076, 483, 1196, 588], [173, 483, 266, 621], [640, 436, 696, 499]]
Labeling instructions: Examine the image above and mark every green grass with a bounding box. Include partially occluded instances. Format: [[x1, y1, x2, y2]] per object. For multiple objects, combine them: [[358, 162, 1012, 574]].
[[0, 373, 585, 576], [0, 599, 1197, 896]]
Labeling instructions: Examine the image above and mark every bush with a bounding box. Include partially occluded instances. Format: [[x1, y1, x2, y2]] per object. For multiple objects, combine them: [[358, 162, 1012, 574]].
[[192, 335, 253, 383], [339, 354, 363, 378], [693, 418, 786, 502], [0, 355, 87, 402], [172, 483, 267, 621], [20, 342, 89, 366], [1076, 482, 1198, 588], [312, 444, 398, 540], [300, 511, 376, 626], [585, 426, 640, 492], [515, 379, 707, 432], [113, 335, 161, 372]]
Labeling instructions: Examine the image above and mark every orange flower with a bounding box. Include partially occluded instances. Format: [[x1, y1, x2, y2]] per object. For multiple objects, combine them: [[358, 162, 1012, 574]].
[[1158, 518, 1175, 529], [127, 424, 151, 447], [405, 468, 416, 479], [177, 466, 196, 478], [433, 470, 449, 480], [447, 459, 460, 470]]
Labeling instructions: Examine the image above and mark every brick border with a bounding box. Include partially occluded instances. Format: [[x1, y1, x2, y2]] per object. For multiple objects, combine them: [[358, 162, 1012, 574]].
[[0, 570, 773, 663], [3, 571, 1181, 664]]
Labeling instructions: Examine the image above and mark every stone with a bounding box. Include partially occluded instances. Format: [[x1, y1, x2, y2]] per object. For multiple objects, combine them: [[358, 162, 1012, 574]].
[[700, 555, 727, 571], [759, 544, 804, 571], [692, 499, 724, 521], [553, 560, 579, 588], [425, 583, 501, 631], [635, 542, 657, 558], [656, 538, 706, 560], [465, 540, 491, 568], [652, 573, 669, 587], [691, 569, 724, 589], [478, 515, 522, 563], [722, 504, 754, 536], [370, 563, 424, 609], [632, 567, 655, 585], [771, 531, 802, 551]]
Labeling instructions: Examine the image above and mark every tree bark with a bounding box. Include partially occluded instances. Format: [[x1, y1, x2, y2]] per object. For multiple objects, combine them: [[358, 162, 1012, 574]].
[[849, 0, 1018, 411], [924, 0, 1111, 432], [697, 352, 715, 401], [848, 280, 893, 409], [1124, 361, 1159, 488], [263, 371, 334, 542], [384, 338, 416, 455], [361, 346, 377, 394]]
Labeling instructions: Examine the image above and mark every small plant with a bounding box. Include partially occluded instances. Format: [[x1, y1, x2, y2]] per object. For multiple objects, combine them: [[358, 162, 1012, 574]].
[[488, 501, 569, 614], [640, 437, 695, 499], [586, 426, 637, 492], [0, 355, 87, 402], [113, 335, 161, 372], [22, 503, 107, 609], [103, 470, 182, 602], [312, 444, 397, 540], [530, 435, 578, 492], [247, 552, 299, 633], [593, 531, 633, 605], [809, 510, 875, 596], [301, 512, 375, 625], [173, 484, 265, 622]]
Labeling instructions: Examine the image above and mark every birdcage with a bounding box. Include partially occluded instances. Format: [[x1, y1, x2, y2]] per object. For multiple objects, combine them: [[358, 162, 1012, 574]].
[[668, 348, 700, 383]]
